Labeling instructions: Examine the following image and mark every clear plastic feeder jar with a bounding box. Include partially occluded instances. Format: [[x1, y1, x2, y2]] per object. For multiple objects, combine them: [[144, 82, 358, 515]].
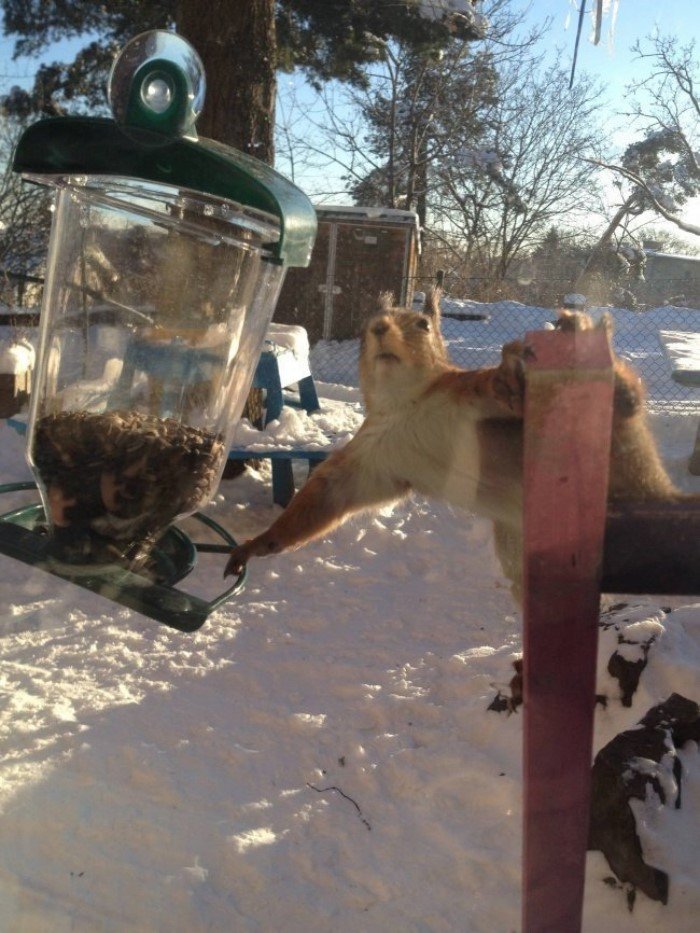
[[25, 175, 286, 569]]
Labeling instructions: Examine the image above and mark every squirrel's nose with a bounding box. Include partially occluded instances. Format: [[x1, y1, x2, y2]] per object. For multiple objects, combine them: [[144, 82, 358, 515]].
[[371, 319, 390, 337]]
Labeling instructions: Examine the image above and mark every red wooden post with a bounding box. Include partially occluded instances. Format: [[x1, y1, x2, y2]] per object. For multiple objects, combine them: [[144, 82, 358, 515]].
[[522, 328, 614, 933]]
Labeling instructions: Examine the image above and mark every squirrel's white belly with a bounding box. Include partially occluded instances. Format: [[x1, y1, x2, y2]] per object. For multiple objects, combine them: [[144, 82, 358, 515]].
[[372, 407, 484, 507], [368, 404, 522, 527], [410, 417, 483, 510]]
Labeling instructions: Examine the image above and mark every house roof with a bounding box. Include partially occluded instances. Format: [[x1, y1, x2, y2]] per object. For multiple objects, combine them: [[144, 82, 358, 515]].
[[314, 205, 420, 230], [643, 249, 700, 263]]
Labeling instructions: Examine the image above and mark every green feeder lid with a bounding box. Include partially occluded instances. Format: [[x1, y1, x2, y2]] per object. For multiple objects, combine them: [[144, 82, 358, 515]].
[[11, 30, 316, 268]]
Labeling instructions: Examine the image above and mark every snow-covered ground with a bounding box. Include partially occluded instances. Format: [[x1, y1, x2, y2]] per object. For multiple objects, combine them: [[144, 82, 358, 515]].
[[0, 298, 699, 931]]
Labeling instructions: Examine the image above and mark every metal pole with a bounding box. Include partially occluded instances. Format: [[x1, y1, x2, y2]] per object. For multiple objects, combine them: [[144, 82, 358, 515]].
[[569, 0, 587, 89]]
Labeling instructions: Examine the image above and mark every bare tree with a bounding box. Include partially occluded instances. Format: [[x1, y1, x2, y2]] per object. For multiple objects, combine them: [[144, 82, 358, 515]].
[[590, 34, 700, 239], [431, 56, 605, 281], [274, 2, 554, 232], [573, 34, 700, 297], [0, 115, 51, 304], [275, 33, 495, 214]]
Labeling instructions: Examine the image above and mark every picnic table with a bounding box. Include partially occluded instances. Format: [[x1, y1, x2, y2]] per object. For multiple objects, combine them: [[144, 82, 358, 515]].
[[659, 328, 700, 475]]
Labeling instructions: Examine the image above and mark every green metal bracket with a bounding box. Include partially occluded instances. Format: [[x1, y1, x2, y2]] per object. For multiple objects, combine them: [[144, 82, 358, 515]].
[[12, 117, 317, 268], [0, 482, 246, 632]]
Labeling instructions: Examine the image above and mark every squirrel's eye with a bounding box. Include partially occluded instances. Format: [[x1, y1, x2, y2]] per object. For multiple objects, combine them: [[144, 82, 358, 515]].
[[416, 317, 430, 331]]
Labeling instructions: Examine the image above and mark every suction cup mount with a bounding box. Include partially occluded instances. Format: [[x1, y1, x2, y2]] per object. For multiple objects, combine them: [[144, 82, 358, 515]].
[[107, 30, 206, 138]]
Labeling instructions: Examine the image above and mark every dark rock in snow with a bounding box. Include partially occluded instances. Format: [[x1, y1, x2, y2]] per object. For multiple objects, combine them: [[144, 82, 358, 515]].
[[607, 639, 654, 708], [487, 659, 522, 713], [599, 607, 660, 707], [589, 693, 700, 905]]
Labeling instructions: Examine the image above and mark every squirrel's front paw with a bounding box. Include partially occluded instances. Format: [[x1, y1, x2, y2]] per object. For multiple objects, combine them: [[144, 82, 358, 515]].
[[225, 534, 283, 577], [494, 339, 526, 415], [225, 542, 256, 577]]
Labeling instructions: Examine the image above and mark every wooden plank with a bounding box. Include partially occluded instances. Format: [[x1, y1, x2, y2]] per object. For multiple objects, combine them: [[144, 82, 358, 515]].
[[522, 328, 614, 933], [602, 500, 700, 594], [690, 425, 700, 476], [659, 328, 700, 387]]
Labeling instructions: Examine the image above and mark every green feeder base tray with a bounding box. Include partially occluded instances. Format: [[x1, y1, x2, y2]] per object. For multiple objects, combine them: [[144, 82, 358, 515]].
[[0, 482, 246, 632]]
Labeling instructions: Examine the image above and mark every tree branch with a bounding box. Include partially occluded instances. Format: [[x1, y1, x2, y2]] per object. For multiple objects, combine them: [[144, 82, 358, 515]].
[[587, 158, 700, 237]]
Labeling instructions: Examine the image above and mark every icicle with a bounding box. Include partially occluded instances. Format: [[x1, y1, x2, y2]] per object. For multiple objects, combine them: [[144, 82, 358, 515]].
[[591, 0, 619, 47], [608, 0, 620, 50], [592, 0, 604, 45]]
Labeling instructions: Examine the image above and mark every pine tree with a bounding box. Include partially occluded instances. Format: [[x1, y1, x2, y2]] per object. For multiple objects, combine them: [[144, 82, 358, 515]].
[[347, 40, 497, 229], [0, 0, 486, 163]]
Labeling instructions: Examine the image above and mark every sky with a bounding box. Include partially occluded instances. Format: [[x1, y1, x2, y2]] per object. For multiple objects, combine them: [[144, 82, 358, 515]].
[[0, 2, 698, 236], [528, 0, 697, 138], [1, 1, 696, 130], [537, 0, 694, 87]]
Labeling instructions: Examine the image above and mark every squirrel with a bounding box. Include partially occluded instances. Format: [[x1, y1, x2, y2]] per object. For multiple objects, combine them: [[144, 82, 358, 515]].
[[225, 289, 678, 598]]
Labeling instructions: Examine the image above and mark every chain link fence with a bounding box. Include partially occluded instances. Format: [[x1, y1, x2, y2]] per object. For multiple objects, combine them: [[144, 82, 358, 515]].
[[310, 278, 699, 415], [0, 270, 44, 317], [3, 269, 697, 415]]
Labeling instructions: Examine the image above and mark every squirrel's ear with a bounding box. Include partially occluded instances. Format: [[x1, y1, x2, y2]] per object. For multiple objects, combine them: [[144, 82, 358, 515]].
[[378, 291, 395, 312], [597, 311, 614, 341], [555, 308, 575, 327], [423, 286, 443, 318], [556, 308, 594, 332]]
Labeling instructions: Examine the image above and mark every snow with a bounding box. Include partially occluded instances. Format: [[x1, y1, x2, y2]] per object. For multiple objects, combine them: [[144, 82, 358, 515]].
[[315, 204, 420, 226], [455, 147, 504, 173], [264, 323, 311, 359], [659, 329, 700, 383], [649, 185, 680, 213], [645, 250, 700, 263], [0, 336, 34, 375], [0, 295, 699, 930], [417, 1, 489, 36], [564, 292, 588, 307], [232, 390, 363, 452]]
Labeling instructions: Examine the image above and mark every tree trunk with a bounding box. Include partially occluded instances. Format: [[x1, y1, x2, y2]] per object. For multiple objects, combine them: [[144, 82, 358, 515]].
[[176, 0, 276, 446], [416, 136, 428, 233], [573, 192, 638, 293], [176, 0, 276, 165]]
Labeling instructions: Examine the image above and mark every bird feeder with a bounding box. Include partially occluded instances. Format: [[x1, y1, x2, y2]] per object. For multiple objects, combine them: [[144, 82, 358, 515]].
[[0, 30, 316, 630]]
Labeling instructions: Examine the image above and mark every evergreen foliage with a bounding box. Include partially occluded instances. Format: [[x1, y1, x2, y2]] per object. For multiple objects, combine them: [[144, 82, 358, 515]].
[[0, 0, 474, 116]]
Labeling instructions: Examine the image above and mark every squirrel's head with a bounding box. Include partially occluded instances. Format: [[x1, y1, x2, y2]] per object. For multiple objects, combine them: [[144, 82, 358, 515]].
[[359, 287, 448, 412], [555, 308, 614, 343]]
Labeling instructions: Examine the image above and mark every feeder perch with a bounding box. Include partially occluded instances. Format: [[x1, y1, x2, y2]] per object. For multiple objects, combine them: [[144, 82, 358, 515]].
[[3, 30, 317, 630]]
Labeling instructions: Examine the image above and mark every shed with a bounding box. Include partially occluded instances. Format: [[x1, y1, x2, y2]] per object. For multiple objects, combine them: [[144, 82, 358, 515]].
[[273, 206, 420, 343], [641, 249, 700, 307]]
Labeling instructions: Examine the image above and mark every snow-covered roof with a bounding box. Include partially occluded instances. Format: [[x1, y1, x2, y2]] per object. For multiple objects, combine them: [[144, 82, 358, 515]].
[[644, 249, 700, 263], [563, 293, 587, 307], [314, 205, 420, 228]]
